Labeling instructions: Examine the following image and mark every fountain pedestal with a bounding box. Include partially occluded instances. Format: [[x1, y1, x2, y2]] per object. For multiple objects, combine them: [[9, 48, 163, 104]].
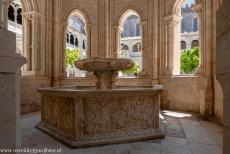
[[36, 58, 164, 148]]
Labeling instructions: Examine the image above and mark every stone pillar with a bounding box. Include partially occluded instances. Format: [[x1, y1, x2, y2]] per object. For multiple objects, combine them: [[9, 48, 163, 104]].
[[86, 24, 91, 58], [23, 14, 32, 71], [139, 21, 148, 76], [0, 28, 26, 151], [1, 0, 9, 29], [193, 0, 214, 117], [192, 2, 203, 72], [114, 26, 122, 58], [31, 13, 39, 71], [164, 15, 181, 76], [216, 0, 230, 153], [0, 0, 2, 28], [62, 22, 68, 75]]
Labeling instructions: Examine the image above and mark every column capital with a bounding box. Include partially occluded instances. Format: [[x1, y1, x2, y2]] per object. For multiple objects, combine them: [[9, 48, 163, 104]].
[[192, 3, 202, 18], [22, 13, 33, 21], [114, 25, 123, 32], [62, 22, 68, 30], [140, 21, 148, 26], [22, 11, 41, 19], [164, 15, 181, 27]]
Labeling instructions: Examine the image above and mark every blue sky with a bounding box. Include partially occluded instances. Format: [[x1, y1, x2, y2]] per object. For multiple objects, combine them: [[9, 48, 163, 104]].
[[183, 0, 195, 7]]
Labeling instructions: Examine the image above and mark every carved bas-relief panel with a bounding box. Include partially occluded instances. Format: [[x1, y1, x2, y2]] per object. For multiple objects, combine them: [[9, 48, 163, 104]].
[[41, 95, 75, 140], [36, 86, 164, 148], [83, 96, 159, 134]]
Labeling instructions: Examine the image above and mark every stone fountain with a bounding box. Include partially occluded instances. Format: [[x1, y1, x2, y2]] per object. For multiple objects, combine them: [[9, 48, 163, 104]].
[[75, 57, 135, 89], [36, 57, 164, 148]]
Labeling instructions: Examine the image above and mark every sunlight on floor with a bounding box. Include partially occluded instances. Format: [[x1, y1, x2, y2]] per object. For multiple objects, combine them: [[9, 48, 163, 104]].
[[162, 110, 192, 118]]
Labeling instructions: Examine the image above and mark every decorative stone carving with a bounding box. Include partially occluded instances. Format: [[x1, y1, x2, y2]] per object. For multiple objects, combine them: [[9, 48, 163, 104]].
[[36, 85, 164, 148]]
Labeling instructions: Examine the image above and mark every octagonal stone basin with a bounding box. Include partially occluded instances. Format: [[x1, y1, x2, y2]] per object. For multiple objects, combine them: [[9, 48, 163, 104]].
[[36, 85, 164, 148]]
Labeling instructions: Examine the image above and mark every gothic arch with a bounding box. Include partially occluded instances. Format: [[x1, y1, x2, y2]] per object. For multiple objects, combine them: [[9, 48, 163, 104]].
[[61, 8, 92, 77], [172, 0, 185, 16], [62, 7, 92, 25], [20, 0, 39, 12], [115, 7, 145, 75], [115, 6, 146, 26]]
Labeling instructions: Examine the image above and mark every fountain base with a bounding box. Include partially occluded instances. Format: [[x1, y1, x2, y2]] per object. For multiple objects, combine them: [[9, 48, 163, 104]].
[[36, 86, 164, 148]]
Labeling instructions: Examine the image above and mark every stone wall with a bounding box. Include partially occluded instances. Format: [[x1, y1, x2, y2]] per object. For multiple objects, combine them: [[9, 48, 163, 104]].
[[20, 77, 51, 114], [214, 79, 223, 122], [216, 0, 230, 153], [160, 77, 200, 112]]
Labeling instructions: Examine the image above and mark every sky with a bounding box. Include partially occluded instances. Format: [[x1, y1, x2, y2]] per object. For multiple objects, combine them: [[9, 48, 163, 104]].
[[183, 0, 195, 7]]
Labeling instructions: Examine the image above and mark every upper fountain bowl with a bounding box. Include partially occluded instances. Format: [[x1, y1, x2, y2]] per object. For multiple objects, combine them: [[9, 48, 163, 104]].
[[75, 57, 135, 71]]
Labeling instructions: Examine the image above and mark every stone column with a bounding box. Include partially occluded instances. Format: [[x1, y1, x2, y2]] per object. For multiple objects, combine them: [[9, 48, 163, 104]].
[[193, 0, 214, 117], [0, 0, 2, 28], [86, 24, 91, 58], [62, 22, 68, 75], [31, 13, 39, 71], [139, 21, 148, 76], [172, 17, 181, 75], [0, 28, 26, 151], [216, 0, 230, 153], [164, 15, 180, 76], [192, 2, 203, 73], [1, 0, 9, 29], [114, 26, 122, 58], [23, 14, 32, 71]]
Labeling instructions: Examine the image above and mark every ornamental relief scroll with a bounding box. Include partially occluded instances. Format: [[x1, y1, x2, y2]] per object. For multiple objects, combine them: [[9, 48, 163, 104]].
[[83, 95, 158, 135]]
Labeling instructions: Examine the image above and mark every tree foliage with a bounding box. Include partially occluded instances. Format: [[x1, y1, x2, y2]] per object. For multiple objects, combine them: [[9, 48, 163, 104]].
[[122, 63, 139, 76], [180, 47, 199, 74], [66, 48, 81, 67]]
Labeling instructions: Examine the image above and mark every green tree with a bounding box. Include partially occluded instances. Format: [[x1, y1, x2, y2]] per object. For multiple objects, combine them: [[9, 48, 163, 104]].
[[180, 47, 199, 74], [122, 63, 139, 76], [66, 48, 81, 67]]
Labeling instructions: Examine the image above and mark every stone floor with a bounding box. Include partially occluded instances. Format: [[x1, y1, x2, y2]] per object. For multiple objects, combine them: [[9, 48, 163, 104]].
[[21, 110, 223, 154]]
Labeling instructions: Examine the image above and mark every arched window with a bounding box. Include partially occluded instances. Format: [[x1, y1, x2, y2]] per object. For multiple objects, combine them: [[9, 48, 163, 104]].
[[121, 15, 140, 38], [133, 43, 141, 52], [70, 34, 74, 45], [66, 11, 88, 77], [193, 18, 198, 32], [17, 8, 22, 25], [75, 38, 78, 47], [133, 44, 138, 52], [176, 0, 199, 75], [8, 5, 15, 21], [181, 41, 186, 50], [82, 40, 86, 49], [181, 19, 185, 33], [67, 33, 69, 43], [191, 40, 199, 48], [119, 10, 142, 76], [122, 45, 129, 51], [136, 23, 140, 36]]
